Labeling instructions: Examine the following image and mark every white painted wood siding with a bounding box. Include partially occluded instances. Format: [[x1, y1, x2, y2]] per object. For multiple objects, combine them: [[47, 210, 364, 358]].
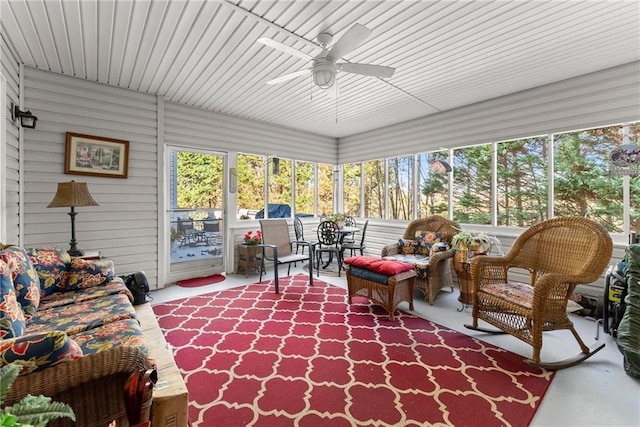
[[1, 36, 21, 244]]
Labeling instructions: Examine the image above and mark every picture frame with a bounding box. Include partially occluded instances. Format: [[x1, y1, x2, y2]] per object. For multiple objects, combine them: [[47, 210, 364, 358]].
[[65, 132, 129, 178]]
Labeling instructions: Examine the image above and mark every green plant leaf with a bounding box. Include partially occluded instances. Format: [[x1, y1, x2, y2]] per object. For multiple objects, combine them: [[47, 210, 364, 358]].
[[0, 364, 21, 407], [3, 395, 75, 427]]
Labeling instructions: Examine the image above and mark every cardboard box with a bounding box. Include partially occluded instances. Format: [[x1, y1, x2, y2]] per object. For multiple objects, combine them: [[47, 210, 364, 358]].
[[136, 304, 189, 427]]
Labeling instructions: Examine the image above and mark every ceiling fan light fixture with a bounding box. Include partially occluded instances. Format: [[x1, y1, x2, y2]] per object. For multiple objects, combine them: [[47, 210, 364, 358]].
[[313, 62, 336, 90]]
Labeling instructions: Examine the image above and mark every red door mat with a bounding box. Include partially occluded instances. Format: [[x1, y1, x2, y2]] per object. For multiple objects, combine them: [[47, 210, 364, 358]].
[[176, 274, 225, 288]]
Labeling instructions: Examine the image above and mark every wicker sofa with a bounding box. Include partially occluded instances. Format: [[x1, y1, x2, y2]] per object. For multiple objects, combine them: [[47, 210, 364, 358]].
[[0, 244, 153, 427], [381, 216, 460, 304]]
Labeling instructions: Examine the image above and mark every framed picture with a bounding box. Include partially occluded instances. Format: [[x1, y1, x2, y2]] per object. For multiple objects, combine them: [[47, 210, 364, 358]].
[[65, 132, 129, 178]]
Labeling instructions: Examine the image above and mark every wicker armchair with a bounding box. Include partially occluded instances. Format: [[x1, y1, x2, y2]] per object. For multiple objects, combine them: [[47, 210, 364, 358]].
[[466, 216, 613, 369], [5, 346, 152, 427], [381, 215, 459, 304]]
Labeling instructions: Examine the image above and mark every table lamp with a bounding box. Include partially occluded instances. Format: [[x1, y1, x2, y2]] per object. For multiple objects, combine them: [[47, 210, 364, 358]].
[[47, 181, 99, 256]]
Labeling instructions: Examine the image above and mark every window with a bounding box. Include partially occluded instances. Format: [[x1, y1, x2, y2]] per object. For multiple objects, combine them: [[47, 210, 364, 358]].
[[364, 159, 384, 218], [318, 163, 334, 216], [295, 160, 315, 216], [496, 137, 548, 227], [554, 126, 623, 232], [388, 155, 413, 220], [268, 157, 292, 210], [417, 151, 449, 217], [629, 123, 640, 233], [343, 163, 361, 217], [453, 145, 492, 224], [237, 154, 265, 218]]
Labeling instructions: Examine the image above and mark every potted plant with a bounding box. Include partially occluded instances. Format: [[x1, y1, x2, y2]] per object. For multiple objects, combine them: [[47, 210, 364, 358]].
[[451, 230, 502, 271], [0, 363, 76, 427]]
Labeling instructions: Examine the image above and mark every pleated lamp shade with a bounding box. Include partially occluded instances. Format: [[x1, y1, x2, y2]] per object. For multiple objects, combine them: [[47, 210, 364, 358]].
[[48, 181, 99, 208]]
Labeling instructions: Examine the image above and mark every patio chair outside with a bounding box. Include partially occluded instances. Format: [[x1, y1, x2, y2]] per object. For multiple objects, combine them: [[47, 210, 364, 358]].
[[259, 219, 313, 293], [342, 219, 369, 257]]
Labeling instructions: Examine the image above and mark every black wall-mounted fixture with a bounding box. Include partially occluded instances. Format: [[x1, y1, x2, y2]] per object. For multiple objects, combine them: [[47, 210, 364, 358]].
[[11, 103, 38, 129]]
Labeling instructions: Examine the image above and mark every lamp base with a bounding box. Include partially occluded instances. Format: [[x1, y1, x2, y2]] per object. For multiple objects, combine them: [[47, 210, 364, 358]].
[[68, 249, 84, 257]]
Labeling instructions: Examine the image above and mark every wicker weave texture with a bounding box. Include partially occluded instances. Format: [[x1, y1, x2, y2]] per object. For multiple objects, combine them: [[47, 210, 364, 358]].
[[346, 268, 416, 320], [470, 216, 613, 363]]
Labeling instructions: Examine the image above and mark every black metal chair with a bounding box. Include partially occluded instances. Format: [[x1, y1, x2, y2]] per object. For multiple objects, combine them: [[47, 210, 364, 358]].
[[342, 219, 368, 257], [293, 217, 316, 256], [316, 220, 344, 276], [342, 216, 357, 244]]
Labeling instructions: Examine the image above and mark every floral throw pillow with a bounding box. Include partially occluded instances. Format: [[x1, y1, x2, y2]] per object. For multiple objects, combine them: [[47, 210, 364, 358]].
[[65, 258, 115, 291], [414, 231, 446, 256], [0, 259, 26, 339], [27, 248, 72, 296], [398, 239, 419, 255], [0, 245, 40, 321], [0, 330, 83, 375]]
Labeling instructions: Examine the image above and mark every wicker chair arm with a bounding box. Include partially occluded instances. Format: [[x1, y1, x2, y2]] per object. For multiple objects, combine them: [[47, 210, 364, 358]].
[[6, 346, 152, 405], [428, 248, 455, 266], [381, 244, 400, 257]]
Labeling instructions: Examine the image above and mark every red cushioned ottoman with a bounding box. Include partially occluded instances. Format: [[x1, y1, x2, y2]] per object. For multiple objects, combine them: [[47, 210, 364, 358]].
[[344, 256, 417, 320]]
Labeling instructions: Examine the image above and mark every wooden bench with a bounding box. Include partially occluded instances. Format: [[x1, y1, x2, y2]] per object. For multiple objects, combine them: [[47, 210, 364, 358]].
[[136, 303, 189, 427]]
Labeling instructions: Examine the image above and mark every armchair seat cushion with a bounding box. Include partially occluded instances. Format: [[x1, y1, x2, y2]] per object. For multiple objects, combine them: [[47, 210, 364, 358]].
[[382, 254, 430, 279], [481, 282, 533, 309], [0, 331, 83, 375]]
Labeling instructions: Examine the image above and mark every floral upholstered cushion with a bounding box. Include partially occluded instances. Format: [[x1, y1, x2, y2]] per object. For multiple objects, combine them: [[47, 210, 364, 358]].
[[0, 245, 40, 320], [481, 282, 533, 309], [413, 231, 447, 256], [0, 260, 26, 339], [382, 254, 430, 279], [65, 258, 115, 292], [398, 239, 419, 255], [39, 278, 132, 310], [26, 293, 137, 337], [71, 318, 153, 364], [0, 330, 83, 375], [27, 248, 71, 296]]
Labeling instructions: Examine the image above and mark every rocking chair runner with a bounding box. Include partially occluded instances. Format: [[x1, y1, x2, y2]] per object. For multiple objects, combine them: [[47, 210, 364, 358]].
[[259, 219, 314, 293], [465, 216, 613, 369]]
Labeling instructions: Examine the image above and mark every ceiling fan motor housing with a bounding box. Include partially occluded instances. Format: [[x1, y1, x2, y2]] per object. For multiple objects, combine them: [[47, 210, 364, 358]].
[[312, 58, 336, 89]]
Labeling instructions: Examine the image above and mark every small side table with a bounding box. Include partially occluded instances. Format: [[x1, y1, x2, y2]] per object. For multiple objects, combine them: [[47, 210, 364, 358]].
[[237, 244, 264, 277], [455, 260, 473, 311]]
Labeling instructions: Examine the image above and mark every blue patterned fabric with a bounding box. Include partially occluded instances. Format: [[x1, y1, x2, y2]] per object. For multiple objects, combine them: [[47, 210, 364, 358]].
[[0, 330, 83, 375], [65, 258, 115, 291], [71, 318, 152, 363], [27, 248, 72, 296], [0, 246, 40, 320], [39, 278, 132, 310], [0, 259, 26, 339]]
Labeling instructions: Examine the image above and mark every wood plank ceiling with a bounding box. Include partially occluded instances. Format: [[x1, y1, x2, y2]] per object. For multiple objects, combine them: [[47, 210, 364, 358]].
[[2, 0, 639, 139]]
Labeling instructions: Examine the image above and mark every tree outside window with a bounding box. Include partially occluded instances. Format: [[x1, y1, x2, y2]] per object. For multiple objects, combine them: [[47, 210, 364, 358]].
[[343, 163, 361, 217], [237, 154, 265, 217], [388, 155, 413, 220], [496, 136, 548, 227], [554, 126, 623, 232], [318, 163, 333, 217], [418, 151, 449, 217], [453, 145, 492, 224], [268, 157, 292, 209], [364, 159, 384, 218], [295, 160, 314, 216]]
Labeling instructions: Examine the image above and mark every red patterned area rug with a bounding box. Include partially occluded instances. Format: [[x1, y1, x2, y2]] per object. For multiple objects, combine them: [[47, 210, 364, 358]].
[[152, 275, 555, 427]]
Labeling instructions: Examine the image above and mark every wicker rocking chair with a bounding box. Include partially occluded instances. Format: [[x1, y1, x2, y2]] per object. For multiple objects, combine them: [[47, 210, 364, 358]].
[[465, 216, 613, 369]]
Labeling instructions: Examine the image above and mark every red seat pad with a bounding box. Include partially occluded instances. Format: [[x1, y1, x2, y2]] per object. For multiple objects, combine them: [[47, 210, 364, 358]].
[[344, 256, 414, 276]]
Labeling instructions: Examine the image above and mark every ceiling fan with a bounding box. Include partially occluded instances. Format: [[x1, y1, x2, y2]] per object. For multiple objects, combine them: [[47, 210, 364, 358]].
[[257, 23, 395, 90]]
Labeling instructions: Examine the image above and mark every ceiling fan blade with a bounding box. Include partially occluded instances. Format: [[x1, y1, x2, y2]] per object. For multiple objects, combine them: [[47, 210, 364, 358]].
[[257, 37, 312, 62], [266, 69, 311, 85], [338, 63, 395, 78], [327, 23, 372, 60]]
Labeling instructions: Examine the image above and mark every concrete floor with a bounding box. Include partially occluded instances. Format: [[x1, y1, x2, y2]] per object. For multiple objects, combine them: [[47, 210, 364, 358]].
[[151, 265, 640, 427]]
